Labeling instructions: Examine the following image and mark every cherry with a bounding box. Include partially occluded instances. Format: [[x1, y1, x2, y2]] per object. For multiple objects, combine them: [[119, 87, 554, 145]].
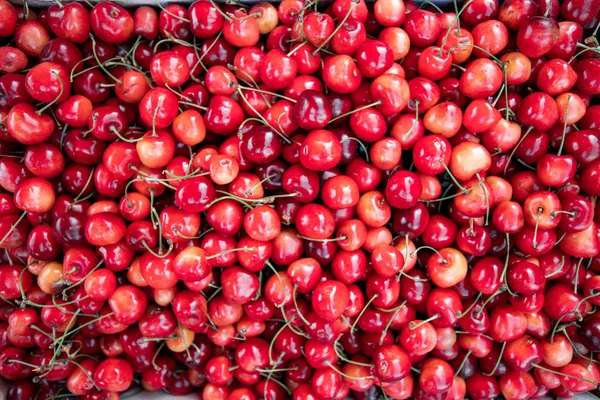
[[133, 6, 159, 40], [93, 358, 133, 392], [323, 55, 362, 94], [424, 101, 463, 138], [518, 17, 560, 58], [561, 0, 600, 25], [300, 129, 342, 171], [139, 88, 179, 130], [460, 59, 503, 99], [499, 370, 536, 400], [418, 46, 452, 81], [574, 59, 600, 96], [372, 344, 410, 382], [419, 357, 455, 394], [404, 10, 441, 47], [90, 3, 133, 44], [7, 103, 55, 145], [15, 20, 51, 57], [0, 0, 17, 38], [385, 170, 422, 210]]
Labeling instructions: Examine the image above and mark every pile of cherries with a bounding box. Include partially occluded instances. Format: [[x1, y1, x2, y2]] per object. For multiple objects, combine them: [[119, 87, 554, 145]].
[[0, 0, 599, 398]]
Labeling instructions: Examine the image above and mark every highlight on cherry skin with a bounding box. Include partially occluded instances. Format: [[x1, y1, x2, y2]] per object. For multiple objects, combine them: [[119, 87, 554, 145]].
[[0, 0, 599, 399]]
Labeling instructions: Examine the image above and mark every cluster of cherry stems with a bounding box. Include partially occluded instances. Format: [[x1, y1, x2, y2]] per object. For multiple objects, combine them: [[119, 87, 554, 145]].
[[0, 0, 599, 399]]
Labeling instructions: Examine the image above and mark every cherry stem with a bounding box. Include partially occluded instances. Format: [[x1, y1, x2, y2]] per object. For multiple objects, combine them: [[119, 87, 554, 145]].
[[474, 174, 490, 226], [70, 359, 101, 391], [500, 233, 518, 297], [573, 257, 584, 294], [296, 234, 347, 242], [439, 0, 473, 51], [208, 193, 254, 210], [533, 363, 598, 386], [456, 294, 483, 319], [156, 2, 191, 23], [268, 318, 293, 365], [450, 43, 503, 65], [440, 161, 468, 194], [149, 341, 165, 371], [340, 137, 370, 163], [238, 85, 297, 103], [550, 210, 576, 218], [141, 239, 173, 259], [402, 101, 420, 142], [454, 350, 473, 377], [411, 246, 448, 264], [163, 83, 190, 102], [207, 247, 256, 260], [419, 0, 443, 12], [504, 126, 534, 174], [163, 168, 205, 181], [492, 83, 505, 106], [262, 355, 292, 396], [476, 289, 503, 317], [409, 314, 439, 330], [350, 294, 379, 333], [379, 302, 407, 345], [575, 43, 600, 55], [205, 287, 222, 304], [563, 330, 598, 365], [206, 0, 233, 22], [287, 42, 307, 57], [198, 31, 223, 72], [256, 366, 298, 373], [173, 226, 211, 241], [423, 188, 465, 204], [37, 71, 64, 115], [550, 311, 581, 343], [89, 35, 122, 84], [265, 261, 289, 308], [292, 285, 310, 325], [69, 56, 94, 81], [236, 88, 292, 144], [57, 261, 103, 297], [41, 309, 81, 376], [7, 359, 41, 369], [152, 95, 165, 137], [329, 101, 382, 124], [557, 94, 572, 156], [326, 361, 374, 380], [0, 212, 26, 246], [21, 294, 88, 309], [574, 291, 600, 317], [178, 101, 207, 111], [138, 336, 178, 343], [482, 340, 506, 376], [312, 0, 359, 56], [545, 255, 566, 279], [130, 167, 177, 191], [502, 62, 510, 121], [398, 271, 429, 282], [206, 315, 247, 341], [333, 341, 373, 367]]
